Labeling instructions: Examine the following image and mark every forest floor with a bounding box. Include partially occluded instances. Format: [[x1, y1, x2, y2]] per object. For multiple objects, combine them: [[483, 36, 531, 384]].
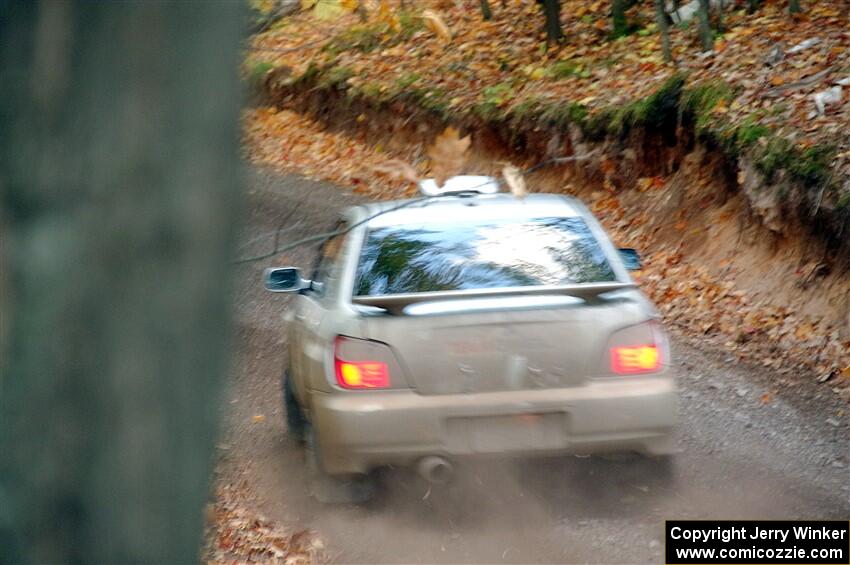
[[249, 0, 850, 183]]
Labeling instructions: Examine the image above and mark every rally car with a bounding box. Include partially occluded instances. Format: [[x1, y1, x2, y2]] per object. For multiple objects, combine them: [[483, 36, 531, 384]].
[[265, 176, 677, 502]]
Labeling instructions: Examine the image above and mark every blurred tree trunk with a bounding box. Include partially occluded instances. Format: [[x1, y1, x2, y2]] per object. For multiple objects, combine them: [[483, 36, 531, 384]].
[[355, 1, 368, 22], [697, 0, 714, 51], [655, 0, 673, 62], [716, 0, 724, 33], [539, 0, 563, 44], [612, 0, 628, 37], [0, 1, 243, 563], [788, 0, 801, 13], [480, 0, 492, 20]]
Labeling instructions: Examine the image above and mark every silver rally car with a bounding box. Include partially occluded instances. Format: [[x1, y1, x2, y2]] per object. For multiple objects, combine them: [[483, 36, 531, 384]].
[[266, 176, 677, 502]]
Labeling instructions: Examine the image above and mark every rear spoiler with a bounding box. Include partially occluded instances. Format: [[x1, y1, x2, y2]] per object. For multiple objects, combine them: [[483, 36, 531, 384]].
[[351, 282, 636, 315]]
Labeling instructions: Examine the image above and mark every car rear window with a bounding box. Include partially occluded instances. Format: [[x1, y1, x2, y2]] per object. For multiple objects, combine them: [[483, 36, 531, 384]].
[[354, 216, 616, 296]]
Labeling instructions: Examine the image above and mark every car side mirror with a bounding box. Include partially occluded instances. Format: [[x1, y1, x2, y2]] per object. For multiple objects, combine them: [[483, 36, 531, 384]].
[[618, 248, 642, 271], [264, 267, 310, 293]]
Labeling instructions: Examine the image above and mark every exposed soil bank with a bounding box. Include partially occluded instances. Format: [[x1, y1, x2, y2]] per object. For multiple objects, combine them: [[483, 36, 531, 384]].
[[255, 74, 850, 395]]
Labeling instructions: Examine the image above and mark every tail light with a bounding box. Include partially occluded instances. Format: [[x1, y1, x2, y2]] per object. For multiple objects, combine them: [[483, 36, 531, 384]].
[[611, 345, 661, 374], [336, 360, 390, 389], [334, 336, 394, 389], [607, 321, 666, 375]]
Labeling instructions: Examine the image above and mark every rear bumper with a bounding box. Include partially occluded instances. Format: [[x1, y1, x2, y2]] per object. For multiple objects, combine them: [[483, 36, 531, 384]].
[[312, 376, 677, 475]]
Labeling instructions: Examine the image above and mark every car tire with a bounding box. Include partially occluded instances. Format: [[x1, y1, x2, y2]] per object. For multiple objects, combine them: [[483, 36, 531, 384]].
[[282, 369, 306, 444], [650, 454, 675, 479], [304, 424, 375, 504]]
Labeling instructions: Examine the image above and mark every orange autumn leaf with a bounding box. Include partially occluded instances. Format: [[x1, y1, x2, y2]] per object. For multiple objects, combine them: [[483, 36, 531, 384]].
[[427, 127, 470, 186]]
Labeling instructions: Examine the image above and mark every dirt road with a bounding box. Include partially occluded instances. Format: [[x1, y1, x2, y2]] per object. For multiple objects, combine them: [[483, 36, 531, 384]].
[[220, 168, 849, 564]]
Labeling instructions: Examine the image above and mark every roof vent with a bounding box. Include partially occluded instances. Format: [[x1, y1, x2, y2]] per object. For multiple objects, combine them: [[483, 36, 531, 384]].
[[418, 175, 500, 197]]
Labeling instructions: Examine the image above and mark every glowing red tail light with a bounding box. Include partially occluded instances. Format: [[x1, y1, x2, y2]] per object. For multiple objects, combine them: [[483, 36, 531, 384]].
[[334, 337, 391, 389], [610, 345, 661, 374], [335, 360, 390, 389]]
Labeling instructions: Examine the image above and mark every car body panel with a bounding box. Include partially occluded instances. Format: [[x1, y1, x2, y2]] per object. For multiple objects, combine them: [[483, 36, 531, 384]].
[[362, 295, 651, 395], [312, 370, 676, 474]]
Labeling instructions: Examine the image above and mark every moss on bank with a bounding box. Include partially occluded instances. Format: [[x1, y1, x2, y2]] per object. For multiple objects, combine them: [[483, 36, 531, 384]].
[[266, 60, 845, 248], [322, 11, 423, 55]]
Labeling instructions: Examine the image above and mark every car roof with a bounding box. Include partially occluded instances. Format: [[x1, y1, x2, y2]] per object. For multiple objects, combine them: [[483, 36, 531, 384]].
[[345, 193, 587, 228]]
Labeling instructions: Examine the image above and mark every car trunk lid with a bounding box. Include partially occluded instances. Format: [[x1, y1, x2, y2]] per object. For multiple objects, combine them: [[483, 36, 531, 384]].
[[362, 294, 641, 395]]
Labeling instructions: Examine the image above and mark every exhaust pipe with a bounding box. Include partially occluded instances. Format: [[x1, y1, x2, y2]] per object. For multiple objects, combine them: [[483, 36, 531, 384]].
[[417, 456, 454, 484]]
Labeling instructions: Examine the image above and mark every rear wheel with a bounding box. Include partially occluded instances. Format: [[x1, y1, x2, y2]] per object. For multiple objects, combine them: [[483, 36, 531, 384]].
[[282, 369, 306, 444], [646, 454, 676, 482], [305, 424, 376, 504]]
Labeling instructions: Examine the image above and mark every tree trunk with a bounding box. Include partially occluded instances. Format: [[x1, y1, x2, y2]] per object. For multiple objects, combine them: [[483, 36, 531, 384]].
[[716, 0, 724, 33], [612, 0, 629, 37], [540, 0, 563, 44], [697, 0, 714, 51], [480, 0, 492, 20], [655, 0, 673, 62], [355, 1, 369, 21], [0, 1, 242, 562], [788, 0, 802, 13]]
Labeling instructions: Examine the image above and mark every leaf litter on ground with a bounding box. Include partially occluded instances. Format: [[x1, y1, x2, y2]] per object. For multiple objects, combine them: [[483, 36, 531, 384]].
[[248, 0, 849, 181], [204, 462, 324, 564]]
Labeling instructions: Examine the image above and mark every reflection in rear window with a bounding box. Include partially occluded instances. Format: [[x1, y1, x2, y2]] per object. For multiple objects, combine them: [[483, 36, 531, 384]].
[[354, 216, 616, 296]]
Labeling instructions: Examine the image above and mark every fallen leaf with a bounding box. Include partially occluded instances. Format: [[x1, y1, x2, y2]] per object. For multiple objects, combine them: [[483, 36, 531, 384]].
[[422, 9, 452, 44], [502, 165, 526, 199], [427, 127, 470, 186]]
